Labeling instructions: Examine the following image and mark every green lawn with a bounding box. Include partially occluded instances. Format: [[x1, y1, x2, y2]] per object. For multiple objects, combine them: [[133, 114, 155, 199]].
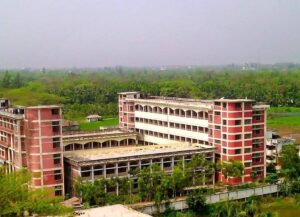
[[268, 115, 300, 129], [267, 107, 300, 143], [262, 197, 300, 217], [79, 117, 119, 131]]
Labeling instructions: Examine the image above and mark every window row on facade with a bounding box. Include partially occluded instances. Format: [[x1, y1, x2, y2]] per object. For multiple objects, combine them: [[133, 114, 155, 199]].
[[136, 128, 209, 145], [64, 139, 137, 151], [134, 105, 209, 120], [79, 154, 213, 180], [0, 118, 18, 130], [135, 117, 209, 133]]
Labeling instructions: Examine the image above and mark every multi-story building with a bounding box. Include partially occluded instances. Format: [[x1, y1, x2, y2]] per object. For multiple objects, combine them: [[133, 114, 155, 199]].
[[118, 92, 269, 184], [0, 100, 64, 196]]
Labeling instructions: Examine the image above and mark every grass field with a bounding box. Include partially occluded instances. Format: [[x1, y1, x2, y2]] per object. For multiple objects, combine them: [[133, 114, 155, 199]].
[[79, 117, 119, 131], [268, 115, 300, 129], [267, 107, 300, 143], [262, 197, 300, 217]]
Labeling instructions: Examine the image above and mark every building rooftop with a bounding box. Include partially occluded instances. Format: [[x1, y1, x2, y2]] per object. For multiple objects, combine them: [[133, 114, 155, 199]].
[[118, 91, 140, 95], [75, 204, 151, 217], [0, 110, 23, 120], [215, 98, 255, 102], [86, 114, 101, 119], [133, 97, 213, 110], [63, 128, 134, 137], [25, 105, 61, 109], [62, 128, 137, 145], [64, 143, 214, 163]]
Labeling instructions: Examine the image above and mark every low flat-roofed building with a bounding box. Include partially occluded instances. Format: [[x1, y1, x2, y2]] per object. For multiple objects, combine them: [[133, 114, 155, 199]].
[[64, 142, 215, 196], [75, 204, 152, 217], [266, 131, 295, 164], [62, 128, 138, 151]]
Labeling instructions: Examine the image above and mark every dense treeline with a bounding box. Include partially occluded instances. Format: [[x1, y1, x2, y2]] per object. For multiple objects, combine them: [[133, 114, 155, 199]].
[[1, 68, 300, 119]]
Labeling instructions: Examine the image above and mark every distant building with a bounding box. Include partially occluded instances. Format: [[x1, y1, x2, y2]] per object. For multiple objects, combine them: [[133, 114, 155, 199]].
[[0, 98, 9, 109], [86, 114, 102, 122], [266, 131, 295, 164], [118, 91, 269, 184]]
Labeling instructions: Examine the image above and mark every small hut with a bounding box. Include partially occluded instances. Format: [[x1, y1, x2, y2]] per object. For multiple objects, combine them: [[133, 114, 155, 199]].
[[86, 114, 102, 122]]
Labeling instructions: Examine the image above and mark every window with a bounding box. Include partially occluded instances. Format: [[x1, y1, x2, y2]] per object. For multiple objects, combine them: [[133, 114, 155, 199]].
[[252, 111, 261, 115], [215, 125, 221, 130], [244, 162, 251, 167], [245, 134, 251, 139], [254, 116, 261, 121], [51, 108, 59, 115], [245, 102, 252, 107], [235, 149, 241, 154], [52, 121, 60, 133], [53, 154, 61, 165], [215, 139, 221, 144], [245, 148, 251, 153], [223, 148, 227, 154], [253, 129, 261, 134], [223, 120, 227, 125], [53, 137, 60, 148], [222, 134, 227, 139], [54, 186, 62, 196], [235, 135, 241, 140], [253, 143, 261, 149], [214, 111, 221, 116], [54, 170, 61, 180], [235, 120, 241, 125], [214, 102, 221, 106], [245, 119, 251, 124], [252, 157, 261, 163], [223, 103, 227, 108], [235, 103, 241, 108]]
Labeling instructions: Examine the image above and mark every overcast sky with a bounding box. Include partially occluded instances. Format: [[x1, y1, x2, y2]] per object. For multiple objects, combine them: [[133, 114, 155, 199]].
[[0, 0, 299, 68]]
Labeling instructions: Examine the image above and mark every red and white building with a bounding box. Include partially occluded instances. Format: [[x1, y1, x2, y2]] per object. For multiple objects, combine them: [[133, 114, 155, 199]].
[[118, 92, 269, 184], [0, 99, 64, 196]]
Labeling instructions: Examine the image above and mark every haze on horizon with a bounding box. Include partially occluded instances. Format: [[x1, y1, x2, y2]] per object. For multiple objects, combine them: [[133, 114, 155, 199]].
[[0, 0, 300, 69]]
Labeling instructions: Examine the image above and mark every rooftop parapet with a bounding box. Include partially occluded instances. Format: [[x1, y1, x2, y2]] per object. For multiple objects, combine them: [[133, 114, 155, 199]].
[[64, 142, 215, 164]]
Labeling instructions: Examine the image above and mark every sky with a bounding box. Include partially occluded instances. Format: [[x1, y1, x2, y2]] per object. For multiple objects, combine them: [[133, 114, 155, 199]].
[[0, 0, 300, 68]]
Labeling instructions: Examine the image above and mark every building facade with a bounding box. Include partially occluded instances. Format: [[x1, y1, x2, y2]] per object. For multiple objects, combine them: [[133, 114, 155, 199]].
[[118, 92, 269, 184], [0, 101, 64, 196], [266, 131, 295, 165]]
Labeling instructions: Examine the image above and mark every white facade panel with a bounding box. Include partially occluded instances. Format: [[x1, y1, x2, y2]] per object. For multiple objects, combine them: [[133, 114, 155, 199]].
[[135, 123, 208, 141], [142, 135, 173, 144], [135, 111, 168, 122], [168, 115, 208, 127], [135, 111, 208, 127]]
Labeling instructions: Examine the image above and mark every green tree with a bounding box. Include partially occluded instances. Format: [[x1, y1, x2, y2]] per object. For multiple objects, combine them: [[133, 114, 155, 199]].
[[186, 154, 214, 187], [280, 144, 300, 181], [0, 167, 72, 216], [1, 71, 11, 88], [12, 72, 23, 88], [218, 160, 244, 180], [186, 189, 207, 213], [171, 164, 187, 197]]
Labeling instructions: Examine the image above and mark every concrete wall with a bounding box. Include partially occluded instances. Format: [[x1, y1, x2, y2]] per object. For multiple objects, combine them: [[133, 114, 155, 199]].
[[132, 184, 279, 215]]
